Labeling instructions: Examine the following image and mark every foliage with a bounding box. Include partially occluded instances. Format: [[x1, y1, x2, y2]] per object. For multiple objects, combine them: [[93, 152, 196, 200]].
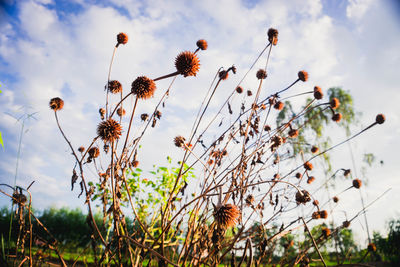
[[373, 218, 400, 264]]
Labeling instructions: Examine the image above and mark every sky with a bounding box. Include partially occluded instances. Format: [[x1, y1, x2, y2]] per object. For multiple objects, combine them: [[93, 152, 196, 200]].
[[0, 0, 399, 246]]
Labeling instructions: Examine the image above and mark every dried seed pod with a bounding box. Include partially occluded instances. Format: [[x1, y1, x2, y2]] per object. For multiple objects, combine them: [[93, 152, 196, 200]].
[[313, 199, 319, 206], [352, 179, 362, 189], [264, 125, 271, 131], [219, 70, 229, 80], [307, 176, 315, 184], [214, 204, 240, 229], [330, 97, 340, 109], [99, 108, 106, 120], [303, 161, 313, 171], [376, 114, 385, 124], [117, 32, 128, 45], [313, 86, 323, 100], [117, 107, 126, 117], [295, 172, 302, 179], [311, 146, 319, 154], [274, 101, 284, 110], [88, 147, 100, 158], [332, 113, 342, 122], [108, 80, 122, 94], [344, 169, 351, 176], [342, 220, 351, 228], [140, 113, 149, 121], [288, 129, 299, 138], [196, 39, 208, 50], [247, 90, 253, 96], [97, 118, 122, 143], [295, 190, 311, 204], [267, 28, 278, 45], [298, 70, 308, 82], [236, 86, 243, 94], [245, 195, 254, 206], [319, 210, 328, 219], [312, 211, 321, 219], [131, 76, 156, 99], [175, 51, 200, 77], [174, 136, 186, 148], [368, 243, 377, 252], [333, 196, 339, 203], [78, 146, 85, 153], [322, 227, 331, 238], [256, 69, 267, 79], [132, 160, 139, 168], [49, 97, 64, 111]]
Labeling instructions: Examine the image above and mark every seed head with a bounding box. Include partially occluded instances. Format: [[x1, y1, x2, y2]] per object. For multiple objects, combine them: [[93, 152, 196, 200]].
[[295, 172, 302, 179], [174, 136, 186, 148], [99, 108, 106, 120], [267, 28, 278, 45], [298, 71, 308, 82], [313, 199, 319, 206], [330, 97, 340, 109], [368, 243, 377, 252], [175, 51, 200, 77], [332, 113, 342, 122], [219, 70, 229, 80], [49, 97, 64, 111], [245, 195, 254, 206], [117, 108, 126, 117], [307, 176, 315, 184], [352, 179, 362, 189], [78, 146, 85, 153], [312, 211, 321, 219], [320, 210, 328, 219], [313, 86, 323, 100], [236, 86, 243, 94], [288, 129, 299, 138], [274, 101, 284, 110], [322, 227, 331, 238], [196, 39, 208, 50], [141, 113, 149, 121], [311, 146, 319, 154], [256, 69, 267, 79], [247, 90, 253, 96], [295, 190, 311, 204], [344, 169, 351, 176], [132, 160, 139, 168], [131, 76, 156, 99], [376, 114, 385, 124], [108, 80, 122, 94], [304, 161, 313, 171], [97, 118, 122, 143], [333, 196, 339, 203], [12, 192, 27, 205], [117, 32, 128, 46], [264, 125, 271, 131], [88, 147, 100, 158], [342, 221, 350, 228], [214, 204, 240, 229]]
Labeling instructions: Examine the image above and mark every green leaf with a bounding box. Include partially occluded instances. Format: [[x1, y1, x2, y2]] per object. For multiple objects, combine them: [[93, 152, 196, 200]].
[[0, 132, 3, 149]]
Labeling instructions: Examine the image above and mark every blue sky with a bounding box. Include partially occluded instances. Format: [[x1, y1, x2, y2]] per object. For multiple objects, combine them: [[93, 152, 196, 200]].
[[0, 0, 399, 245]]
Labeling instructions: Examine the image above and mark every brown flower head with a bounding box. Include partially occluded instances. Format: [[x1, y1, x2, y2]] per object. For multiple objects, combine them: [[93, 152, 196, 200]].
[[97, 118, 122, 143], [78, 146, 85, 153], [313, 199, 319, 206], [175, 51, 200, 77], [376, 114, 385, 124], [344, 169, 351, 176], [267, 28, 278, 45], [117, 108, 126, 117], [108, 80, 122, 94], [352, 179, 362, 189], [140, 113, 149, 121], [271, 135, 283, 148], [274, 101, 284, 110], [333, 196, 339, 203], [132, 160, 139, 168], [88, 147, 100, 158], [196, 39, 208, 50], [174, 136, 186, 148], [312, 211, 321, 219], [322, 227, 331, 238], [214, 204, 240, 229], [219, 70, 229, 80], [256, 69, 267, 79], [288, 129, 299, 138], [131, 76, 156, 99], [304, 161, 313, 171], [49, 97, 64, 111], [247, 90, 253, 96], [12, 192, 27, 205], [311, 146, 319, 154], [236, 86, 243, 94], [307, 176, 315, 184], [298, 70, 308, 82], [295, 190, 311, 204], [332, 113, 342, 122], [99, 108, 106, 120], [330, 97, 340, 109], [320, 210, 328, 219], [295, 172, 302, 179], [313, 86, 323, 100], [245, 195, 254, 206], [368, 243, 377, 252], [117, 32, 128, 46], [342, 220, 351, 228], [264, 125, 271, 131]]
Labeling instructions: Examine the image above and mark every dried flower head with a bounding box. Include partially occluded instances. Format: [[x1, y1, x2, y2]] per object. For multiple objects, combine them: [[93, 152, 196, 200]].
[[313, 199, 319, 206], [312, 211, 321, 219], [78, 146, 85, 153], [256, 69, 267, 79], [131, 76, 156, 99], [295, 190, 311, 204], [49, 97, 64, 111], [303, 161, 313, 171], [288, 129, 299, 138], [117, 32, 128, 46], [352, 179, 362, 189], [322, 227, 331, 238], [108, 80, 122, 94], [368, 243, 377, 252], [332, 113, 342, 122], [219, 70, 229, 80], [236, 86, 243, 94], [117, 108, 126, 117], [298, 70, 308, 82], [247, 90, 253, 96], [12, 192, 27, 205], [311, 146, 319, 154], [267, 28, 278, 45], [132, 160, 139, 168], [307, 176, 315, 184], [264, 125, 271, 131], [99, 108, 106, 120], [313, 86, 323, 100], [330, 97, 340, 109], [196, 39, 208, 50], [214, 204, 240, 229], [320, 210, 328, 219], [376, 114, 385, 124], [88, 147, 100, 158], [344, 169, 351, 176], [97, 118, 122, 143], [140, 113, 149, 121], [342, 221, 351, 228], [271, 135, 283, 148], [295, 172, 302, 179], [333, 196, 339, 203], [175, 51, 200, 77], [174, 136, 186, 148], [274, 101, 284, 110], [245, 195, 254, 206]]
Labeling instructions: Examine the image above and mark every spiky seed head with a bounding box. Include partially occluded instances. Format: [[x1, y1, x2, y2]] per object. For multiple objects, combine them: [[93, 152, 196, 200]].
[[333, 196, 339, 203], [108, 80, 122, 94], [196, 39, 208, 50], [117, 32, 128, 45], [236, 86, 243, 94], [131, 76, 156, 99], [140, 113, 149, 121], [312, 211, 321, 219], [117, 108, 126, 117], [49, 97, 64, 111], [313, 199, 319, 206], [256, 69, 267, 79], [295, 190, 311, 204], [274, 101, 284, 110], [368, 243, 377, 252], [322, 227, 331, 238], [175, 51, 200, 77], [219, 70, 229, 80], [267, 28, 278, 45], [271, 135, 283, 148], [330, 97, 340, 109], [343, 221, 351, 228], [313, 86, 323, 100], [320, 210, 328, 219], [174, 136, 186, 148], [78, 146, 85, 153], [298, 71, 308, 82], [88, 147, 100, 158], [97, 119, 122, 143], [307, 176, 315, 184], [376, 114, 385, 124], [295, 172, 302, 179], [247, 90, 253, 96], [332, 113, 342, 122], [214, 204, 240, 229], [311, 146, 319, 154], [304, 161, 313, 171], [352, 179, 362, 189], [288, 129, 299, 138]]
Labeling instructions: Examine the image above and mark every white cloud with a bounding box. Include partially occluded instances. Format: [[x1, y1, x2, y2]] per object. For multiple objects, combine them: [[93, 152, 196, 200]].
[[346, 0, 374, 21]]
